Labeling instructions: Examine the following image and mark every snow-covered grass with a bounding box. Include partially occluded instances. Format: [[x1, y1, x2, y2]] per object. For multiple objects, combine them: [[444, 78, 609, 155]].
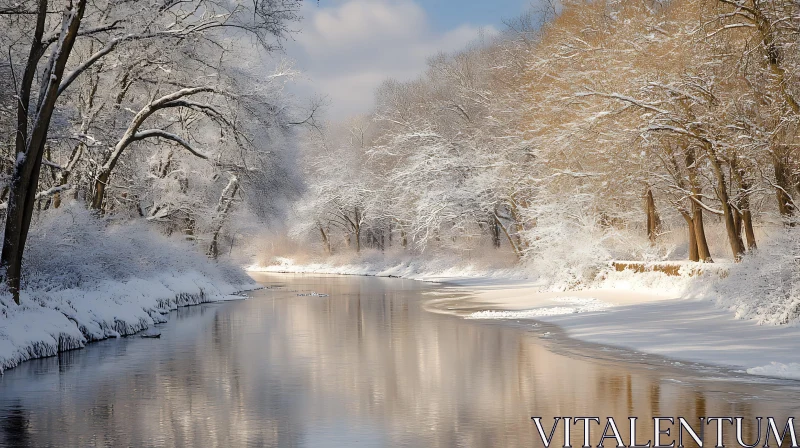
[[0, 205, 256, 372]]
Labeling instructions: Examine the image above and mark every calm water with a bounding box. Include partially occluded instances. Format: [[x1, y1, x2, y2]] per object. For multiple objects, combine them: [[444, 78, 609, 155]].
[[0, 273, 799, 447]]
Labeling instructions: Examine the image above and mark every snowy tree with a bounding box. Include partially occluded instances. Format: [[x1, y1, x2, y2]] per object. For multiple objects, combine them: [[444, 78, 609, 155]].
[[0, 0, 303, 302]]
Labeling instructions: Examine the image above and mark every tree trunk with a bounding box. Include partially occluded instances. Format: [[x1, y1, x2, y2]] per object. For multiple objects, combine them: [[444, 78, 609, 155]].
[[490, 214, 501, 248], [494, 213, 522, 258], [773, 155, 795, 220], [52, 189, 63, 209], [54, 141, 85, 209], [91, 171, 110, 210], [207, 175, 239, 260], [686, 147, 713, 262], [705, 147, 744, 261], [2, 0, 87, 303], [353, 207, 361, 253], [692, 203, 713, 262], [645, 188, 660, 243], [508, 200, 527, 251], [742, 208, 757, 251], [732, 163, 758, 251], [682, 212, 699, 262], [318, 224, 331, 255]]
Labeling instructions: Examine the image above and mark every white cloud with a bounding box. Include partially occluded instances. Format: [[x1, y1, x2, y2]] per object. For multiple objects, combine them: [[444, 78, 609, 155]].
[[284, 0, 497, 118], [297, 0, 428, 54]]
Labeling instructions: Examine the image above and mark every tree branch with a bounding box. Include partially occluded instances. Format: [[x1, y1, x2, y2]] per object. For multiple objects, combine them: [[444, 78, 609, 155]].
[[576, 90, 669, 115], [0, 184, 72, 210], [130, 129, 209, 159]]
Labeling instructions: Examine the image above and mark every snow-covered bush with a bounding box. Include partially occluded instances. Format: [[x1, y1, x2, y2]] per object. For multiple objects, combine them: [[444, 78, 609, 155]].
[[22, 204, 249, 291], [0, 205, 255, 372], [707, 227, 800, 325], [520, 194, 612, 288]]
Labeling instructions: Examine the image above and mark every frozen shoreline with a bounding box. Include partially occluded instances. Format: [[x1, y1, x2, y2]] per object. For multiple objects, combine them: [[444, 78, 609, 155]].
[[0, 206, 263, 373], [0, 272, 258, 373], [251, 259, 800, 381], [437, 279, 800, 380]]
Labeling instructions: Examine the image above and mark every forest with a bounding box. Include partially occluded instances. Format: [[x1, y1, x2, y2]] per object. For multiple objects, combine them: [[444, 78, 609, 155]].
[[0, 0, 309, 299], [285, 0, 800, 323]]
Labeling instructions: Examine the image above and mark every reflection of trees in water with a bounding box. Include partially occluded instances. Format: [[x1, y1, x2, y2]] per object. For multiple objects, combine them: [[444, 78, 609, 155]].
[[272, 276, 800, 448], [0, 301, 300, 447], [278, 284, 567, 446], [0, 275, 799, 447], [1, 403, 30, 447]]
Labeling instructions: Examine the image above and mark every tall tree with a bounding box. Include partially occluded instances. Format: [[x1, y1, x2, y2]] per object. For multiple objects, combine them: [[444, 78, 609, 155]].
[[3, 0, 87, 303]]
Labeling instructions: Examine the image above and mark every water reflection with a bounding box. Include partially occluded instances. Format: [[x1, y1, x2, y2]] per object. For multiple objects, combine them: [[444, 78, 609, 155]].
[[0, 273, 798, 447]]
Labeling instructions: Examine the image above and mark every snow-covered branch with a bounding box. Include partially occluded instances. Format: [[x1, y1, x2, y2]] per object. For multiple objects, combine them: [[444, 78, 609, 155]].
[[130, 130, 209, 160], [0, 184, 72, 210]]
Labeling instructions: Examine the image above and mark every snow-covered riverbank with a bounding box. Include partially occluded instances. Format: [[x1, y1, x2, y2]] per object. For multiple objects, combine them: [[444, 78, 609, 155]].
[[0, 273, 256, 373], [0, 207, 257, 373], [442, 279, 800, 380], [251, 256, 800, 381]]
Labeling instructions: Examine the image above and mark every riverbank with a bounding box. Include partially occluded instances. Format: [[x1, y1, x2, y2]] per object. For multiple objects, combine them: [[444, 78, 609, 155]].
[[0, 206, 258, 373], [434, 279, 800, 380], [250, 257, 800, 381], [0, 273, 256, 373]]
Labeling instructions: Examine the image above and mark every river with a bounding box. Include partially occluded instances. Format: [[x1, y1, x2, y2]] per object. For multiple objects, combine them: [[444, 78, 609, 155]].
[[0, 273, 799, 447]]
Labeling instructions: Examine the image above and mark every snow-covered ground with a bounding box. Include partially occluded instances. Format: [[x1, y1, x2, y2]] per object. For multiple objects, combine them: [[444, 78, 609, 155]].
[[252, 255, 800, 381], [446, 278, 800, 380], [0, 206, 257, 373]]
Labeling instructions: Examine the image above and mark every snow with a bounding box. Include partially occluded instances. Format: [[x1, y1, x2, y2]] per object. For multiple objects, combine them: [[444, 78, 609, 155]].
[[447, 279, 800, 374], [249, 251, 526, 282], [467, 297, 611, 318], [0, 205, 257, 373], [701, 228, 800, 325], [250, 253, 800, 382], [442, 276, 800, 382], [747, 363, 800, 380]]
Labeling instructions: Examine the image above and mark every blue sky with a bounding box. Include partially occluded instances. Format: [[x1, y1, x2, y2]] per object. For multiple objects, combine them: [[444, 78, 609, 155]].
[[419, 0, 531, 31], [281, 0, 535, 117]]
